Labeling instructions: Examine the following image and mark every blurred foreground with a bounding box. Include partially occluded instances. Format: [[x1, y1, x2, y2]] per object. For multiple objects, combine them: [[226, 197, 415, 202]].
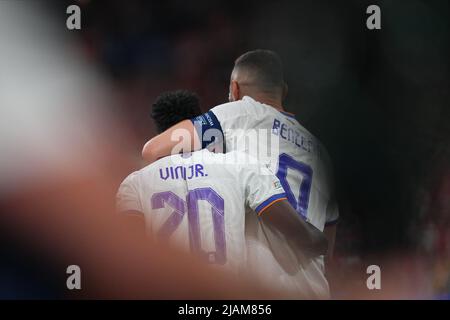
[[0, 1, 448, 299]]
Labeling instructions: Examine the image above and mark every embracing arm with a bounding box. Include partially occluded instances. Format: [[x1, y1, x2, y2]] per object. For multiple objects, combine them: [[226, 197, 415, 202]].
[[142, 120, 200, 163], [261, 200, 328, 259]]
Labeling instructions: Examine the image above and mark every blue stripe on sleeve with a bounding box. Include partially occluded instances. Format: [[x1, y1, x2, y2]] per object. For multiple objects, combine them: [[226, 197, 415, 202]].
[[255, 193, 287, 214], [191, 111, 224, 150]]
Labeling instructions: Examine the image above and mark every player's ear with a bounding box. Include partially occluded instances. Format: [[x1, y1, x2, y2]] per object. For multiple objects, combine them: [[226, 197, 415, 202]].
[[230, 80, 240, 101]]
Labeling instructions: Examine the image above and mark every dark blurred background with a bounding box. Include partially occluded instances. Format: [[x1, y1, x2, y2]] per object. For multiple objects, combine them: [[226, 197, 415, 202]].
[[1, 0, 448, 298]]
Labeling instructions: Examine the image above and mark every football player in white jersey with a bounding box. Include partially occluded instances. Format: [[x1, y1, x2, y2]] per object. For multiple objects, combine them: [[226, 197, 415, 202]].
[[117, 90, 327, 283], [141, 51, 339, 298]]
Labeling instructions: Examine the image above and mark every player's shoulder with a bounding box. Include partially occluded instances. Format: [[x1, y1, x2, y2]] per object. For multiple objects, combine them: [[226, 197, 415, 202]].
[[224, 150, 260, 165], [221, 151, 272, 177], [154, 149, 228, 170], [190, 149, 245, 169], [209, 100, 247, 118], [290, 117, 329, 158], [187, 149, 262, 175], [129, 156, 175, 179], [119, 169, 141, 190], [210, 96, 267, 118]]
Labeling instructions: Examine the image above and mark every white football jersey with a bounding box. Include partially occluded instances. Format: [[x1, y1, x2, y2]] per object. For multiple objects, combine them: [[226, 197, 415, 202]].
[[116, 149, 286, 274], [192, 95, 339, 298]]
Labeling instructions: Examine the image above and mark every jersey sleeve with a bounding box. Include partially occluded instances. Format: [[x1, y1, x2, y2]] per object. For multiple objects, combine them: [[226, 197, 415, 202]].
[[239, 157, 287, 216], [190, 100, 251, 151], [116, 172, 144, 214]]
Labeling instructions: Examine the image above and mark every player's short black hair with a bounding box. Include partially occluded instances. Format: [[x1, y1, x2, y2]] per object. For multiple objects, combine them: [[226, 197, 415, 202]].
[[151, 90, 202, 133], [234, 49, 285, 94]]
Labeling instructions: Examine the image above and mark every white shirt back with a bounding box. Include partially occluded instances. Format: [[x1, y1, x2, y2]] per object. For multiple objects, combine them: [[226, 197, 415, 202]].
[[116, 149, 286, 274], [193, 96, 339, 297]]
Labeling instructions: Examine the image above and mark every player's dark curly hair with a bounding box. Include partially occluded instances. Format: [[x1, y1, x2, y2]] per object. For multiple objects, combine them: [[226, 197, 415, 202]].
[[151, 90, 202, 133]]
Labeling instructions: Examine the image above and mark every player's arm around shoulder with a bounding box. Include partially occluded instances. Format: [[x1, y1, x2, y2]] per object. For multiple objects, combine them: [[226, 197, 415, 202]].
[[261, 201, 328, 259], [142, 119, 199, 163], [240, 160, 328, 261], [141, 100, 250, 163]]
